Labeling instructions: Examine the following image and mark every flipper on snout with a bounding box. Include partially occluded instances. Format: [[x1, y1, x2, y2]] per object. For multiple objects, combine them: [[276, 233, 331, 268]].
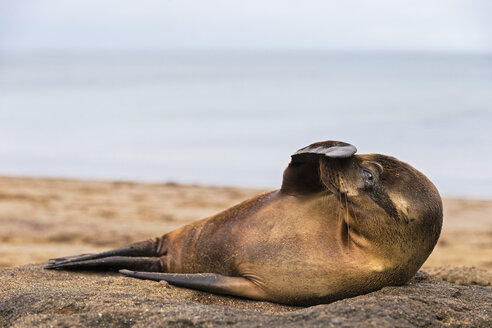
[[119, 270, 268, 300]]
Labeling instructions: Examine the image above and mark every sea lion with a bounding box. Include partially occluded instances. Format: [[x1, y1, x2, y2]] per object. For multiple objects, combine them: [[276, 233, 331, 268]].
[[45, 140, 443, 305]]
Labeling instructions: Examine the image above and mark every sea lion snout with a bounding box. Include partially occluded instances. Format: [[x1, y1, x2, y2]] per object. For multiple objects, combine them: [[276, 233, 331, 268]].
[[318, 157, 368, 196]]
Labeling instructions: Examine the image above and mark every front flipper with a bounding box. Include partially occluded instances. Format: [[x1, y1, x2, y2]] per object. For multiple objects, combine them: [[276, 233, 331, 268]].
[[119, 270, 268, 301]]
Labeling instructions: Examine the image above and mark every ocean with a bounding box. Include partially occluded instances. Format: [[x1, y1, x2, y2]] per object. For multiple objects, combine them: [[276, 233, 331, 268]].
[[1, 52, 491, 198]]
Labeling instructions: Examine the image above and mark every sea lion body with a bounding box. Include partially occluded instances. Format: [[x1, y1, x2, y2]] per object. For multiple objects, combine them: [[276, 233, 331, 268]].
[[46, 143, 443, 305], [164, 191, 346, 303]]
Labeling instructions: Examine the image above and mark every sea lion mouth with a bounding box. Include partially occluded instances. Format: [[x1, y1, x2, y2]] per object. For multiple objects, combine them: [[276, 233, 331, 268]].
[[367, 185, 405, 223]]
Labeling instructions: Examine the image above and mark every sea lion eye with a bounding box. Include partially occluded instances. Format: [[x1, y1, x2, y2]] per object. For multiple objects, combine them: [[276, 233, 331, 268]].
[[361, 168, 375, 187]]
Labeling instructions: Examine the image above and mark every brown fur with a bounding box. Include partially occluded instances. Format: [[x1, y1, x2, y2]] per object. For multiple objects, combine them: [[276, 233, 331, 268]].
[[144, 153, 442, 304], [46, 142, 443, 305]]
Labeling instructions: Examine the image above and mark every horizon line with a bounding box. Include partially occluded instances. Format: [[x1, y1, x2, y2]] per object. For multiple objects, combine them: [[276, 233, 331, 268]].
[[2, 48, 492, 56]]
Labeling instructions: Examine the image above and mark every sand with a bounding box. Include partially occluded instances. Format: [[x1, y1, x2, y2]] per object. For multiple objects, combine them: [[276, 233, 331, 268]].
[[0, 176, 491, 271], [1, 265, 490, 327], [1, 176, 491, 326]]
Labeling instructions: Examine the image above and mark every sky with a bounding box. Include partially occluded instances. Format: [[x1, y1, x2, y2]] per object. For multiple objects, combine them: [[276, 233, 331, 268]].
[[0, 0, 491, 53]]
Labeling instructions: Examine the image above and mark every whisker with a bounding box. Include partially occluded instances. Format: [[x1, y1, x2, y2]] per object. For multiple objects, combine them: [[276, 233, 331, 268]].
[[343, 190, 351, 247], [348, 196, 360, 224], [336, 189, 342, 225]]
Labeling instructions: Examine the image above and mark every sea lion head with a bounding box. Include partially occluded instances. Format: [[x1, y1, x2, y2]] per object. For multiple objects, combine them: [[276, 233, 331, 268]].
[[282, 140, 443, 283]]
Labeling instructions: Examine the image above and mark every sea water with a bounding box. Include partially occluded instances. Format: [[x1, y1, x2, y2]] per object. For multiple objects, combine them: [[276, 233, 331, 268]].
[[0, 52, 491, 198]]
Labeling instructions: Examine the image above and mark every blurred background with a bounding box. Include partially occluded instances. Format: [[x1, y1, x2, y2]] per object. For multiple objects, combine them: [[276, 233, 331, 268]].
[[1, 0, 491, 198]]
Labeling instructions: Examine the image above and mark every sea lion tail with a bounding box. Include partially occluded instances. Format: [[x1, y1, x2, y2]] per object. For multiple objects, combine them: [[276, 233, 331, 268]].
[[44, 238, 166, 272]]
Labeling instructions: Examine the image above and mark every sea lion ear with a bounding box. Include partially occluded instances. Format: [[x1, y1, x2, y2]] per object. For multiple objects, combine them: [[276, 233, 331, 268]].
[[291, 141, 357, 163], [281, 141, 357, 195]]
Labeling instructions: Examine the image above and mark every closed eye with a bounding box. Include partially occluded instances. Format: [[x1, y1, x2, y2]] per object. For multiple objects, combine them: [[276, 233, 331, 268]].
[[361, 168, 375, 187]]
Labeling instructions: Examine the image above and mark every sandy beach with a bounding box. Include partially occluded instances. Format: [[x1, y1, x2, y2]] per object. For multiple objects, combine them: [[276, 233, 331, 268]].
[[1, 176, 491, 326], [0, 175, 491, 271]]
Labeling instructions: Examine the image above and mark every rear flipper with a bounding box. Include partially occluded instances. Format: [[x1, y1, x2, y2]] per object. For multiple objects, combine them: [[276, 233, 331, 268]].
[[44, 238, 165, 272], [119, 270, 268, 301]]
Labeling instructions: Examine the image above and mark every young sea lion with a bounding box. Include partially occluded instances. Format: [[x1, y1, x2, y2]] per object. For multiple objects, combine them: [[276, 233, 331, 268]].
[[45, 140, 443, 305]]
